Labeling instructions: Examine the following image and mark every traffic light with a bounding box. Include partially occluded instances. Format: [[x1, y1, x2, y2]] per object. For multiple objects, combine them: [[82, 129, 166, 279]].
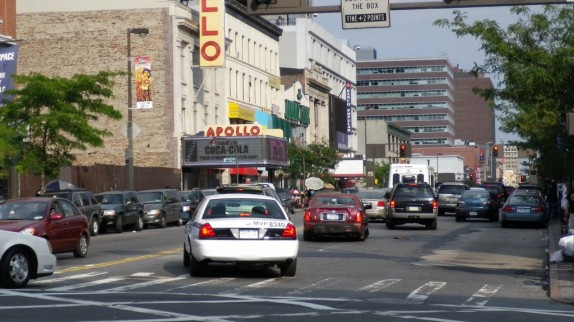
[[400, 144, 406, 157], [492, 145, 499, 157], [521, 175, 526, 182], [469, 173, 474, 182]]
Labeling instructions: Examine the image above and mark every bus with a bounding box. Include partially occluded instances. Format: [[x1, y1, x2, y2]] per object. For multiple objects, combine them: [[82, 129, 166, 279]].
[[388, 163, 435, 188]]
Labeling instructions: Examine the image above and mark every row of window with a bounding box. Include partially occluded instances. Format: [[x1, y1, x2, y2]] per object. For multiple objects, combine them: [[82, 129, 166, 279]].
[[412, 138, 449, 145], [357, 65, 451, 76], [228, 28, 279, 74], [404, 125, 454, 134], [358, 89, 452, 100], [360, 114, 449, 122], [356, 77, 449, 87], [357, 101, 451, 111]]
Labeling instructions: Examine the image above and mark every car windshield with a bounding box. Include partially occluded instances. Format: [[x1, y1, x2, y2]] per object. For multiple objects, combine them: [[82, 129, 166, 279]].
[[202, 198, 285, 220], [0, 201, 47, 220], [139, 192, 163, 203], [97, 194, 123, 204], [312, 196, 357, 206], [178, 192, 193, 202], [357, 191, 384, 200], [438, 185, 467, 194]]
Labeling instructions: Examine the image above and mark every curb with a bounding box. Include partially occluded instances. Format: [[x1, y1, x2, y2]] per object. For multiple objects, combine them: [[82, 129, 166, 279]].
[[547, 220, 574, 304]]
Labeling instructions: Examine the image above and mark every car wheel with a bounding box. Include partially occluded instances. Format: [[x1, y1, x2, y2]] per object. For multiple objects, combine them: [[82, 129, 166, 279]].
[[386, 219, 395, 230], [0, 247, 31, 289], [115, 216, 123, 233], [427, 218, 437, 230], [134, 216, 144, 231], [280, 258, 297, 277], [175, 218, 183, 227], [189, 253, 207, 277], [183, 246, 190, 267], [89, 217, 99, 236], [73, 234, 89, 258], [501, 220, 508, 228], [289, 206, 295, 215], [159, 215, 167, 228]]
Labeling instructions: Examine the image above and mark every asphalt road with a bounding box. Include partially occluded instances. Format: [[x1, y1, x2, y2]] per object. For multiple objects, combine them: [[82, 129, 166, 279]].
[[2, 210, 574, 321]]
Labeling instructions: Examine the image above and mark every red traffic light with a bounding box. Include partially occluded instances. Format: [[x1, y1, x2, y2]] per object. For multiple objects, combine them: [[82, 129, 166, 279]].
[[492, 145, 499, 157], [400, 144, 406, 157]]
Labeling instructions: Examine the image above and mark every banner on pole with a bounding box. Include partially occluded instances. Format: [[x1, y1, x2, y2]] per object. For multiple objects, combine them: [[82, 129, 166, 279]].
[[135, 55, 152, 109]]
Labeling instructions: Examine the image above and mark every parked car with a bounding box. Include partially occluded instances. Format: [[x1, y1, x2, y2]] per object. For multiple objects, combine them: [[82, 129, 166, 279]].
[[95, 191, 144, 233], [455, 189, 499, 222], [476, 183, 506, 208], [356, 189, 391, 222], [0, 197, 90, 258], [41, 189, 102, 237], [437, 182, 469, 216], [276, 188, 296, 214], [480, 181, 509, 202], [200, 189, 216, 196], [0, 230, 57, 288], [181, 194, 298, 277], [384, 183, 438, 230], [501, 191, 548, 228], [303, 192, 371, 241], [215, 184, 291, 215], [177, 189, 205, 223], [138, 189, 183, 228]]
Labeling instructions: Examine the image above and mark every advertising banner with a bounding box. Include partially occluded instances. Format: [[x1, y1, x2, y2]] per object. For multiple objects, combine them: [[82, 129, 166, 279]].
[[200, 0, 225, 67], [0, 46, 18, 105], [135, 55, 152, 109]]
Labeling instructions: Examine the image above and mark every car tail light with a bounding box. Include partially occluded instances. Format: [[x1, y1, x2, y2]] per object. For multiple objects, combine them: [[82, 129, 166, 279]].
[[390, 199, 396, 208], [503, 205, 513, 212], [304, 210, 311, 222], [355, 211, 363, 223], [199, 223, 216, 239], [281, 223, 297, 239], [532, 207, 544, 213], [377, 201, 385, 207], [432, 200, 438, 209]]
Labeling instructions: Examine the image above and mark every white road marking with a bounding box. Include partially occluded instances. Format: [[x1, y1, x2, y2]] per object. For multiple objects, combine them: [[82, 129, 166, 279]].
[[218, 278, 280, 295], [166, 277, 237, 292], [285, 278, 335, 295], [358, 279, 401, 293], [406, 281, 447, 302], [100, 275, 188, 292], [131, 272, 155, 277], [47, 277, 124, 292], [463, 284, 502, 306], [31, 272, 108, 284]]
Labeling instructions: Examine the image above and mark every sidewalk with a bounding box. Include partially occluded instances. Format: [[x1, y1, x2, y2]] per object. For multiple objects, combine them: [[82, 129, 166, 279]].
[[548, 220, 574, 304]]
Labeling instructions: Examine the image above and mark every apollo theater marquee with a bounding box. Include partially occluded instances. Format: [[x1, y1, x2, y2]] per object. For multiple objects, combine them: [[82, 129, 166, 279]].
[[181, 125, 288, 169]]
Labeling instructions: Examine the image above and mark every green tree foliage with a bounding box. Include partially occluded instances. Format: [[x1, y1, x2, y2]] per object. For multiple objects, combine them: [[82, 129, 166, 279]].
[[374, 161, 390, 188], [434, 5, 574, 180], [0, 71, 123, 188], [287, 141, 342, 187]]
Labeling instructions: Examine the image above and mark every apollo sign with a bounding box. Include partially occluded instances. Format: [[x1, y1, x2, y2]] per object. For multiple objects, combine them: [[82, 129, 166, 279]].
[[205, 124, 263, 137], [200, 0, 225, 67]]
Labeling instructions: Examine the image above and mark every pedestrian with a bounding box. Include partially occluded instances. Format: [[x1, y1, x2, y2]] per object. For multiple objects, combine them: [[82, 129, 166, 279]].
[[546, 180, 559, 222]]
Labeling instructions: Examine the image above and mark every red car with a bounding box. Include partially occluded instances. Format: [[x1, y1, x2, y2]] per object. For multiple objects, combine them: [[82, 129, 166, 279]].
[[303, 192, 371, 241], [0, 197, 90, 257]]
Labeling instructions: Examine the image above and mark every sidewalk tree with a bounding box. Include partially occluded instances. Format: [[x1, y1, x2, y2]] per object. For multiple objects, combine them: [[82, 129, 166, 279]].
[[434, 5, 574, 180], [287, 140, 341, 187], [0, 71, 123, 190]]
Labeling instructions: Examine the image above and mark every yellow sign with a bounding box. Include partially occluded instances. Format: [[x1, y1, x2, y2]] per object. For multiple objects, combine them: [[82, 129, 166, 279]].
[[228, 102, 255, 121]]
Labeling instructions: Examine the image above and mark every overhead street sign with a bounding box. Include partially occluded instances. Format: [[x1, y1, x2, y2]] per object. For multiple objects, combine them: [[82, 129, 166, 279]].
[[341, 0, 389, 29]]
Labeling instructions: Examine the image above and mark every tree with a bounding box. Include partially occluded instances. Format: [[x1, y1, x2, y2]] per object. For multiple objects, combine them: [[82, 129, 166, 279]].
[[374, 161, 390, 188], [0, 72, 123, 190], [434, 5, 574, 180], [287, 140, 342, 188]]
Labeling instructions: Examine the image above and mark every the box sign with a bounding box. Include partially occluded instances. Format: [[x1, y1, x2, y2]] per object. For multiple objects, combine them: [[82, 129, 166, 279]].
[[341, 0, 390, 30], [182, 136, 288, 168]]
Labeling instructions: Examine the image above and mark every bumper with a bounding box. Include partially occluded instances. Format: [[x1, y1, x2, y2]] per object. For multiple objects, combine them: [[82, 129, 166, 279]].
[[388, 211, 436, 224], [368, 209, 386, 220], [191, 239, 299, 263], [144, 214, 162, 224], [305, 222, 365, 236], [501, 212, 546, 222], [100, 215, 117, 225], [36, 253, 57, 278], [456, 207, 494, 219]]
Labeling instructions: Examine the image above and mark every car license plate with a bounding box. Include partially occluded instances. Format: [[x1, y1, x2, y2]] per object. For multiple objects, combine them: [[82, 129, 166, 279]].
[[470, 212, 478, 216], [239, 229, 259, 239], [517, 208, 530, 213], [325, 214, 342, 220], [407, 206, 420, 212]]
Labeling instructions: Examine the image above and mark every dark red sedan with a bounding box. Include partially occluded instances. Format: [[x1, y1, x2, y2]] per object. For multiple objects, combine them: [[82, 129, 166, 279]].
[[0, 197, 90, 257], [303, 192, 371, 241]]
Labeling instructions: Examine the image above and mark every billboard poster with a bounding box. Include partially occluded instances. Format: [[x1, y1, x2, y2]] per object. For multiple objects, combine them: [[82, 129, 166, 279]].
[[0, 46, 18, 105], [200, 0, 225, 67], [135, 55, 152, 109]]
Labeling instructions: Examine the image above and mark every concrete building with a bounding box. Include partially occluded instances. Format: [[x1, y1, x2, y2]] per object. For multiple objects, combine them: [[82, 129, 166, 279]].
[[16, 0, 288, 193]]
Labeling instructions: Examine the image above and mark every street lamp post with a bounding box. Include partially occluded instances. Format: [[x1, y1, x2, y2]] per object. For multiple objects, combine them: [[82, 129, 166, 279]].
[[436, 153, 442, 184], [295, 148, 306, 190], [127, 27, 149, 190]]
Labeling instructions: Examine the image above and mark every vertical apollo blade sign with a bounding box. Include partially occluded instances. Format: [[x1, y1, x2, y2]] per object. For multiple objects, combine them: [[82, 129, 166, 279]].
[[0, 46, 18, 105], [200, 0, 225, 68]]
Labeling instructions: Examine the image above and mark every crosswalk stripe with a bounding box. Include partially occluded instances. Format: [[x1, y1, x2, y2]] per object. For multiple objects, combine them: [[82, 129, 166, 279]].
[[218, 278, 280, 295], [358, 279, 401, 293], [33, 272, 108, 285], [463, 284, 502, 306], [286, 278, 335, 296], [48, 277, 124, 292], [99, 275, 188, 292], [406, 281, 447, 302]]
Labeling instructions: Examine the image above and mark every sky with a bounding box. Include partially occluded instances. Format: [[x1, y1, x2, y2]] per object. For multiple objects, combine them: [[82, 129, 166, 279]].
[[310, 0, 535, 143]]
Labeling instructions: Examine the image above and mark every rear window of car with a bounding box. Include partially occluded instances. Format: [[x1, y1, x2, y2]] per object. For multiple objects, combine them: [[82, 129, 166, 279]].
[[202, 198, 285, 220], [357, 191, 384, 200], [96, 194, 123, 204], [461, 190, 489, 199], [508, 194, 542, 205], [393, 186, 435, 199], [438, 185, 467, 194], [311, 195, 359, 206]]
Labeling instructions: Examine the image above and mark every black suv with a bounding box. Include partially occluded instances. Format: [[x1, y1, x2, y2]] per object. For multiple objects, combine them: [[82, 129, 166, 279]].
[[384, 183, 438, 230], [177, 189, 205, 223], [95, 190, 144, 233], [137, 189, 182, 228], [42, 188, 102, 236]]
